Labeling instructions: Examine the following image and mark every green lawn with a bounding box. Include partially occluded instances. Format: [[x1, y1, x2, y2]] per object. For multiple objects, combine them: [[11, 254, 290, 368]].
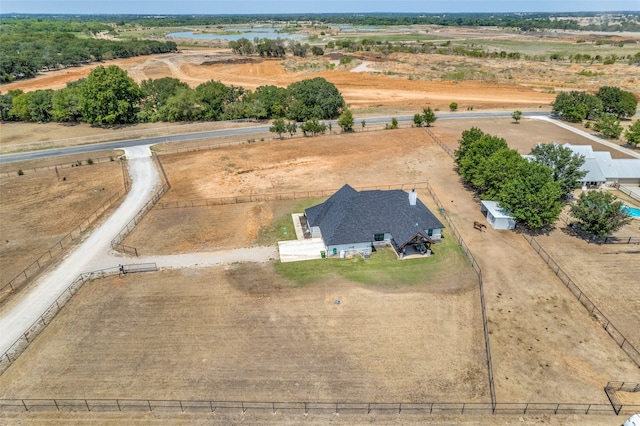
[[274, 229, 470, 287], [255, 198, 326, 245]]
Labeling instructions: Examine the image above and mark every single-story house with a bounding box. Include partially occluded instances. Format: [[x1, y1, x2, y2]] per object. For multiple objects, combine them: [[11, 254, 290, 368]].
[[304, 184, 445, 258], [562, 143, 640, 188], [480, 200, 516, 230]]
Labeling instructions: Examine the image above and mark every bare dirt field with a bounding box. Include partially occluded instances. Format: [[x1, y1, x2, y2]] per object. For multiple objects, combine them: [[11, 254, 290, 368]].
[[0, 263, 486, 402], [42, 126, 640, 402], [0, 124, 639, 423], [436, 116, 638, 158], [0, 159, 125, 284], [0, 48, 558, 114]]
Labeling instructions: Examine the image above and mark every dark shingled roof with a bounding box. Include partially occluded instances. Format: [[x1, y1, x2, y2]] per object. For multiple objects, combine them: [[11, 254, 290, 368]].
[[305, 184, 445, 247]]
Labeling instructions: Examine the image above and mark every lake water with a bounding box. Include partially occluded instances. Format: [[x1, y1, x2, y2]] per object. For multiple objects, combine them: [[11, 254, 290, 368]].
[[168, 28, 302, 41]]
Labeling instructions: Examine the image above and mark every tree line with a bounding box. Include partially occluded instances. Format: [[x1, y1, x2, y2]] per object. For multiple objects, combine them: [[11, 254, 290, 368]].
[[454, 128, 634, 234], [327, 38, 640, 66], [455, 128, 583, 229], [551, 86, 639, 144], [229, 38, 324, 58], [7, 13, 636, 32], [0, 18, 178, 83], [0, 65, 345, 125]]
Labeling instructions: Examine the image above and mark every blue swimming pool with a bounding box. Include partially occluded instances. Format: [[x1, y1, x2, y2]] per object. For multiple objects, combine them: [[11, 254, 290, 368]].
[[622, 206, 640, 218]]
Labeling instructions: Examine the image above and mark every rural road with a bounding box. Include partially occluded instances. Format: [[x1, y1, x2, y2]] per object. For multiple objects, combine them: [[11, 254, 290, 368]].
[[0, 111, 550, 164]]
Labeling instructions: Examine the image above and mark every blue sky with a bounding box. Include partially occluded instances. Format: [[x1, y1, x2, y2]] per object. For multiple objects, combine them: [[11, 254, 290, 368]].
[[1, 0, 639, 14]]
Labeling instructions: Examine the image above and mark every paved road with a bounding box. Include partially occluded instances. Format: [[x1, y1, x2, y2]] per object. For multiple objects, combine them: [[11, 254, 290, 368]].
[[0, 111, 549, 164]]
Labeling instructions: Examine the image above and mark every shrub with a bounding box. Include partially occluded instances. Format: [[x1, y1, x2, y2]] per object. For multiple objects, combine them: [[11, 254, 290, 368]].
[[449, 102, 458, 111], [17, 169, 24, 176]]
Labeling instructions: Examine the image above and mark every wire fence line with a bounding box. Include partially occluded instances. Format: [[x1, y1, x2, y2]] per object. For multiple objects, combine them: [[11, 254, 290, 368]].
[[155, 182, 432, 210], [110, 153, 171, 256], [423, 181, 496, 411], [523, 235, 640, 368], [0, 120, 264, 156], [424, 127, 455, 159], [155, 122, 417, 156], [0, 187, 128, 303], [420, 128, 495, 410], [605, 381, 640, 415], [0, 399, 631, 416], [1, 155, 122, 178], [0, 263, 158, 376]]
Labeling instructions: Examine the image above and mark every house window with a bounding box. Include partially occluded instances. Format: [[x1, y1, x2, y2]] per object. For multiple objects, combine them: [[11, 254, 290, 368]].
[[427, 229, 433, 236], [374, 233, 385, 241]]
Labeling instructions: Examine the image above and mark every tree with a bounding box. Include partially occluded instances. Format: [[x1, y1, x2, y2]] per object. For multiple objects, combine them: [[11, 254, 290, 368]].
[[624, 120, 640, 148], [300, 118, 327, 136], [593, 113, 623, 139], [157, 88, 201, 122], [311, 46, 324, 56], [361, 119, 366, 131], [529, 143, 586, 196], [596, 86, 638, 119], [27, 89, 54, 122], [385, 117, 398, 129], [139, 77, 189, 122], [413, 113, 423, 127], [79, 65, 142, 125], [253, 85, 288, 118], [337, 109, 354, 132], [569, 191, 633, 237], [286, 77, 345, 122], [551, 91, 602, 122], [422, 107, 437, 127], [269, 117, 287, 139], [456, 131, 509, 187], [0, 90, 23, 121], [497, 161, 563, 229], [195, 80, 244, 121], [474, 148, 527, 199], [449, 102, 458, 111], [51, 85, 83, 122], [286, 121, 297, 138], [512, 110, 522, 123], [9, 92, 31, 121]]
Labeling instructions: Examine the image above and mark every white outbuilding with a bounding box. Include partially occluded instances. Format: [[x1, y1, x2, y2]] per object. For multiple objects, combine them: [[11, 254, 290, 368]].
[[480, 200, 516, 230]]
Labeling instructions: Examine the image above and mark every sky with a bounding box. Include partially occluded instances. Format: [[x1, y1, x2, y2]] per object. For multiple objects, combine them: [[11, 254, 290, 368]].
[[1, 0, 639, 15]]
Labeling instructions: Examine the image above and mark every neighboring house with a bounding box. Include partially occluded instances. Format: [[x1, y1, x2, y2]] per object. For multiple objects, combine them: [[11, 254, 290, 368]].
[[562, 143, 640, 188], [304, 184, 445, 258], [480, 200, 516, 230]]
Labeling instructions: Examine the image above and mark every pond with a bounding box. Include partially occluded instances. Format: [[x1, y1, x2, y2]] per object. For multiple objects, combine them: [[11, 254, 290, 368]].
[[167, 28, 303, 41]]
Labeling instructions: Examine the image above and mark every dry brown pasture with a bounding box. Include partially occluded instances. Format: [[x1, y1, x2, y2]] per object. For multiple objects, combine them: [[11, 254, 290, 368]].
[[1, 124, 639, 425], [0, 262, 486, 403], [0, 157, 125, 285]]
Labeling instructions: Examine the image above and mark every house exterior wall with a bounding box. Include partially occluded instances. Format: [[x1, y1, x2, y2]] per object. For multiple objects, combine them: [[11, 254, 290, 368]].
[[310, 226, 322, 238], [611, 178, 640, 185], [428, 228, 442, 240], [327, 242, 372, 257]]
